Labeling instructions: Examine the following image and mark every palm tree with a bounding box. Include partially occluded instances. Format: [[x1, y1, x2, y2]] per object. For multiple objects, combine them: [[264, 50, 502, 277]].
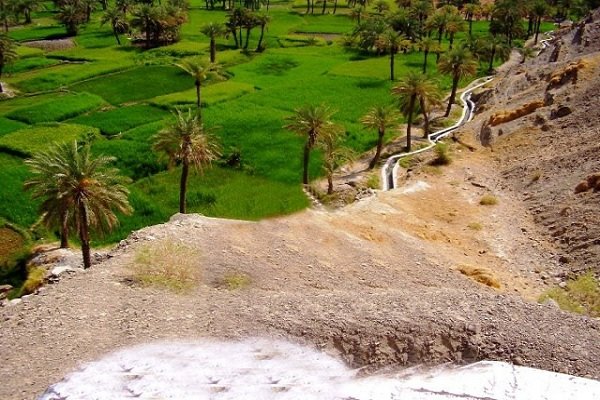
[[532, 0, 547, 44], [25, 141, 132, 269], [201, 22, 226, 63], [130, 4, 158, 48], [417, 36, 440, 73], [56, 2, 87, 36], [152, 109, 221, 214], [463, 3, 480, 36], [392, 72, 440, 151], [318, 128, 354, 194], [437, 47, 478, 117], [285, 104, 337, 185], [0, 34, 17, 93], [477, 35, 510, 74], [101, 8, 128, 45], [376, 30, 410, 81], [175, 60, 222, 117], [361, 105, 399, 169], [254, 11, 270, 52], [445, 12, 466, 50]]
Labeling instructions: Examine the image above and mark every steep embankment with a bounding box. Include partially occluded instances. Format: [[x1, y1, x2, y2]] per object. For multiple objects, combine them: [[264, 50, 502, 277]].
[[471, 9, 600, 275]]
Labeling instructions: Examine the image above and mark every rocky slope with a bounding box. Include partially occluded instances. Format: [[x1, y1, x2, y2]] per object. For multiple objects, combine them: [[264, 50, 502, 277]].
[[471, 8, 600, 275]]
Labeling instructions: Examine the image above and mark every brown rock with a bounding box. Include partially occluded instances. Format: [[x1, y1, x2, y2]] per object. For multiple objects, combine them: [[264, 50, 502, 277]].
[[574, 181, 590, 193]]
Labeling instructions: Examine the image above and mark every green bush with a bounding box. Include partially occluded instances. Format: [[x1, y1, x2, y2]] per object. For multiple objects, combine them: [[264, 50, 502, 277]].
[[539, 272, 600, 317], [5, 92, 106, 124], [432, 142, 452, 165]]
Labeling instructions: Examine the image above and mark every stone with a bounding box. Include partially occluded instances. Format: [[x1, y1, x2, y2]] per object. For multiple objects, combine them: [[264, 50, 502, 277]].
[[8, 298, 22, 306], [550, 106, 572, 120], [50, 266, 75, 278], [0, 284, 12, 294]]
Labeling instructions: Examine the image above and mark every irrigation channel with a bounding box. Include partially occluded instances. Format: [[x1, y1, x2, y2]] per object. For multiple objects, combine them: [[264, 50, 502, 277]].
[[380, 31, 555, 191], [380, 76, 493, 191]]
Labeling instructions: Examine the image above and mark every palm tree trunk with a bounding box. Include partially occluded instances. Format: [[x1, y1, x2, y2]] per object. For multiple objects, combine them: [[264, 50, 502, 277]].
[[369, 130, 384, 169], [321, 0, 327, 14], [60, 210, 69, 248], [244, 27, 251, 49], [449, 33, 454, 50], [0, 67, 3, 93], [445, 75, 459, 117], [306, 0, 310, 14], [114, 29, 121, 45], [389, 51, 395, 81], [488, 46, 496, 74], [423, 50, 428, 73], [210, 38, 216, 62], [180, 161, 189, 213], [534, 18, 541, 44], [311, 0, 315, 14], [333, 0, 337, 14], [78, 203, 91, 269], [327, 174, 333, 194], [302, 141, 310, 185], [469, 17, 473, 35], [195, 82, 201, 114], [406, 95, 415, 152], [256, 25, 265, 51], [420, 97, 429, 137]]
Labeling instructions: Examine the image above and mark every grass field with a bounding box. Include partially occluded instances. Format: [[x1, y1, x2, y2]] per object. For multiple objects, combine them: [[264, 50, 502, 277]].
[[0, 1, 553, 254]]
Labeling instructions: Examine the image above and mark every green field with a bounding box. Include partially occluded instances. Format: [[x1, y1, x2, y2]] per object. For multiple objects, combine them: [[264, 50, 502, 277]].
[[0, 0, 552, 257]]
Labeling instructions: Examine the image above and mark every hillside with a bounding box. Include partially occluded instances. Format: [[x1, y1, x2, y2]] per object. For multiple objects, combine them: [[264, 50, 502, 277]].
[[469, 8, 600, 276]]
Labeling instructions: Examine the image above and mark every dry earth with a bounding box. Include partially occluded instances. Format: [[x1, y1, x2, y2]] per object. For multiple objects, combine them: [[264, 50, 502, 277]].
[[2, 11, 600, 400]]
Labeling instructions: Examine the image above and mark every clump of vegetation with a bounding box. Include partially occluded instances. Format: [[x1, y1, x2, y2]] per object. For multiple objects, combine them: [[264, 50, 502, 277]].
[[218, 271, 251, 290], [457, 264, 501, 289], [131, 240, 201, 292], [539, 272, 600, 317], [366, 173, 380, 190], [431, 142, 451, 165], [479, 194, 498, 206], [530, 169, 542, 183], [467, 222, 483, 231], [21, 266, 45, 295]]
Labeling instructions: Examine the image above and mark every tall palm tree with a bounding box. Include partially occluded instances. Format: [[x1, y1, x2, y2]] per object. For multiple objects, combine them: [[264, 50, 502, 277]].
[[417, 36, 440, 73], [152, 109, 221, 214], [463, 3, 480, 36], [56, 2, 87, 36], [285, 104, 337, 185], [254, 11, 270, 52], [200, 22, 226, 63], [532, 0, 547, 44], [0, 34, 17, 93], [437, 47, 478, 117], [445, 12, 466, 50], [376, 30, 410, 81], [392, 72, 440, 151], [100, 7, 128, 45], [477, 34, 510, 74], [361, 105, 399, 169], [130, 4, 158, 48], [318, 127, 354, 194], [25, 141, 132, 269], [175, 60, 222, 117]]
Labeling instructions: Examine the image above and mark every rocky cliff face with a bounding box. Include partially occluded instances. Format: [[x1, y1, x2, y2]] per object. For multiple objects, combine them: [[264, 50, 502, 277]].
[[473, 8, 600, 276]]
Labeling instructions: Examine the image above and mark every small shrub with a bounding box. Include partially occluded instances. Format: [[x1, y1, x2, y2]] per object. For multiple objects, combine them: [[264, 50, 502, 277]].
[[130, 240, 201, 293], [21, 266, 45, 295], [479, 194, 498, 206], [431, 142, 452, 166], [468, 222, 483, 231], [530, 170, 542, 183], [218, 271, 251, 290], [457, 264, 501, 289], [366, 173, 380, 190], [538, 272, 600, 317]]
